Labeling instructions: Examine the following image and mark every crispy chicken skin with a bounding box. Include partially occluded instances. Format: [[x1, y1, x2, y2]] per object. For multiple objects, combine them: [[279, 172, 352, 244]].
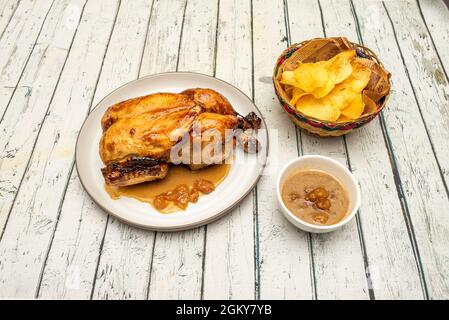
[[185, 112, 238, 170], [100, 88, 260, 187], [101, 93, 196, 131], [100, 104, 202, 164], [181, 88, 236, 115], [101, 157, 169, 186]]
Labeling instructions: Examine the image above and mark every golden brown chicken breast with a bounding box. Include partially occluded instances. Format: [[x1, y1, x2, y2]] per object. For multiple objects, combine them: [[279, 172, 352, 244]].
[[101, 93, 196, 131]]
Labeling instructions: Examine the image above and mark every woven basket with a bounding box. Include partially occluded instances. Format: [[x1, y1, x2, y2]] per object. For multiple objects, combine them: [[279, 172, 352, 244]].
[[273, 38, 391, 137]]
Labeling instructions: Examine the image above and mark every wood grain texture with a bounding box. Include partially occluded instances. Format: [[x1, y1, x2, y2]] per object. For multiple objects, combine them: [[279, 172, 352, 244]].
[[139, 0, 186, 75], [379, 0, 449, 299], [147, 0, 218, 300], [0, 0, 85, 240], [353, 0, 449, 299], [87, 0, 156, 300], [287, 0, 369, 300], [202, 0, 255, 300], [37, 174, 107, 299], [0, 0, 120, 298], [385, 0, 449, 186], [418, 0, 449, 70], [0, 0, 21, 39], [0, 0, 54, 118], [253, 0, 313, 299], [39, 0, 155, 300], [92, 0, 194, 301], [0, 0, 447, 300], [322, 0, 425, 300]]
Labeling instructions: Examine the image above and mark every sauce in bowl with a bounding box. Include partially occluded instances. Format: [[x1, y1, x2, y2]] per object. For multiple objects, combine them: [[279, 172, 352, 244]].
[[281, 169, 349, 226]]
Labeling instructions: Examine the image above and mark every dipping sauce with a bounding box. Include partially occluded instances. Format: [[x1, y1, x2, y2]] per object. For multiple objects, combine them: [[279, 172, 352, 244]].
[[105, 164, 230, 213], [281, 169, 349, 226]]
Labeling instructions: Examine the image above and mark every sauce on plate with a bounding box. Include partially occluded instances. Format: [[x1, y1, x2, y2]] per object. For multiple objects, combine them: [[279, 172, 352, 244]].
[[105, 164, 231, 213], [281, 169, 349, 225]]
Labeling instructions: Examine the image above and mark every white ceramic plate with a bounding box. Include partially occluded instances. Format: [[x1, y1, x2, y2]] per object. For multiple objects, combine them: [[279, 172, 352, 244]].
[[76, 72, 268, 231]]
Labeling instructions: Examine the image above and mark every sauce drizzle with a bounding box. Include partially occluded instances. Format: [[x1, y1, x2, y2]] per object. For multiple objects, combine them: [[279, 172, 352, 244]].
[[105, 164, 231, 213]]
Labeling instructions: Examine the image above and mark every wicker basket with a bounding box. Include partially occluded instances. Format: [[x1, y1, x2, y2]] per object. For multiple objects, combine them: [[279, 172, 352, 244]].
[[273, 37, 391, 137]]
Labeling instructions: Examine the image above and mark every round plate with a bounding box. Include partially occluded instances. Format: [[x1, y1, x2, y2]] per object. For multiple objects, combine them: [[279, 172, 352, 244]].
[[76, 72, 268, 231]]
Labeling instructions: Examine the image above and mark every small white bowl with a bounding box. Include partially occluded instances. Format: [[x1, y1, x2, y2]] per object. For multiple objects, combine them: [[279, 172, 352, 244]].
[[277, 155, 361, 233]]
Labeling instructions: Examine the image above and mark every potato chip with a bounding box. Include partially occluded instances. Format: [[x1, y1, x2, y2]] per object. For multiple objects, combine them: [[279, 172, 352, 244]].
[[362, 92, 378, 115], [312, 77, 335, 98], [336, 115, 353, 122], [294, 50, 355, 98], [342, 60, 372, 92], [296, 95, 340, 121], [290, 87, 307, 105], [325, 50, 355, 84], [293, 62, 329, 92], [341, 94, 365, 119], [284, 84, 293, 96], [323, 84, 357, 110], [328, 50, 356, 64], [280, 49, 376, 122], [280, 71, 297, 86]]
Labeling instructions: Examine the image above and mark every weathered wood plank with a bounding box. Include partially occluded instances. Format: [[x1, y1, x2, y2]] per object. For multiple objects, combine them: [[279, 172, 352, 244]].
[[38, 175, 107, 299], [0, 0, 21, 39], [253, 0, 313, 299], [352, 0, 449, 299], [93, 0, 187, 300], [43, 0, 187, 300], [375, 0, 449, 299], [385, 0, 449, 186], [0, 0, 54, 119], [202, 0, 255, 300], [38, 0, 154, 300], [91, 217, 155, 300], [0, 0, 86, 240], [418, 0, 449, 70], [287, 0, 369, 300], [320, 0, 425, 300], [148, 0, 218, 300], [87, 0, 156, 300], [0, 0, 120, 298], [140, 0, 186, 75]]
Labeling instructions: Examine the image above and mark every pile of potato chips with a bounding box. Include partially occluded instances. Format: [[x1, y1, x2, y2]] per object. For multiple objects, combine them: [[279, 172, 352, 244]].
[[280, 50, 373, 122]]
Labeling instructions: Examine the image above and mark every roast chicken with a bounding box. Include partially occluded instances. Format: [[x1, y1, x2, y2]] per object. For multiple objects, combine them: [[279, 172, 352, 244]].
[[100, 88, 261, 186]]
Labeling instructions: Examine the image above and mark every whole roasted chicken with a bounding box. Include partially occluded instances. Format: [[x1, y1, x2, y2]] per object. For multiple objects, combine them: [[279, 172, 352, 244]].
[[100, 88, 261, 186]]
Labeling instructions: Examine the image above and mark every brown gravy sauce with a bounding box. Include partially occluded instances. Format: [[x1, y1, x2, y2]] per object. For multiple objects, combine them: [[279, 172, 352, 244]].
[[281, 169, 349, 226], [105, 164, 231, 213]]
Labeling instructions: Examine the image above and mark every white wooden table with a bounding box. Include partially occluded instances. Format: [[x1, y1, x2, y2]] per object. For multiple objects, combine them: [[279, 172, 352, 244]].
[[0, 0, 448, 300]]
